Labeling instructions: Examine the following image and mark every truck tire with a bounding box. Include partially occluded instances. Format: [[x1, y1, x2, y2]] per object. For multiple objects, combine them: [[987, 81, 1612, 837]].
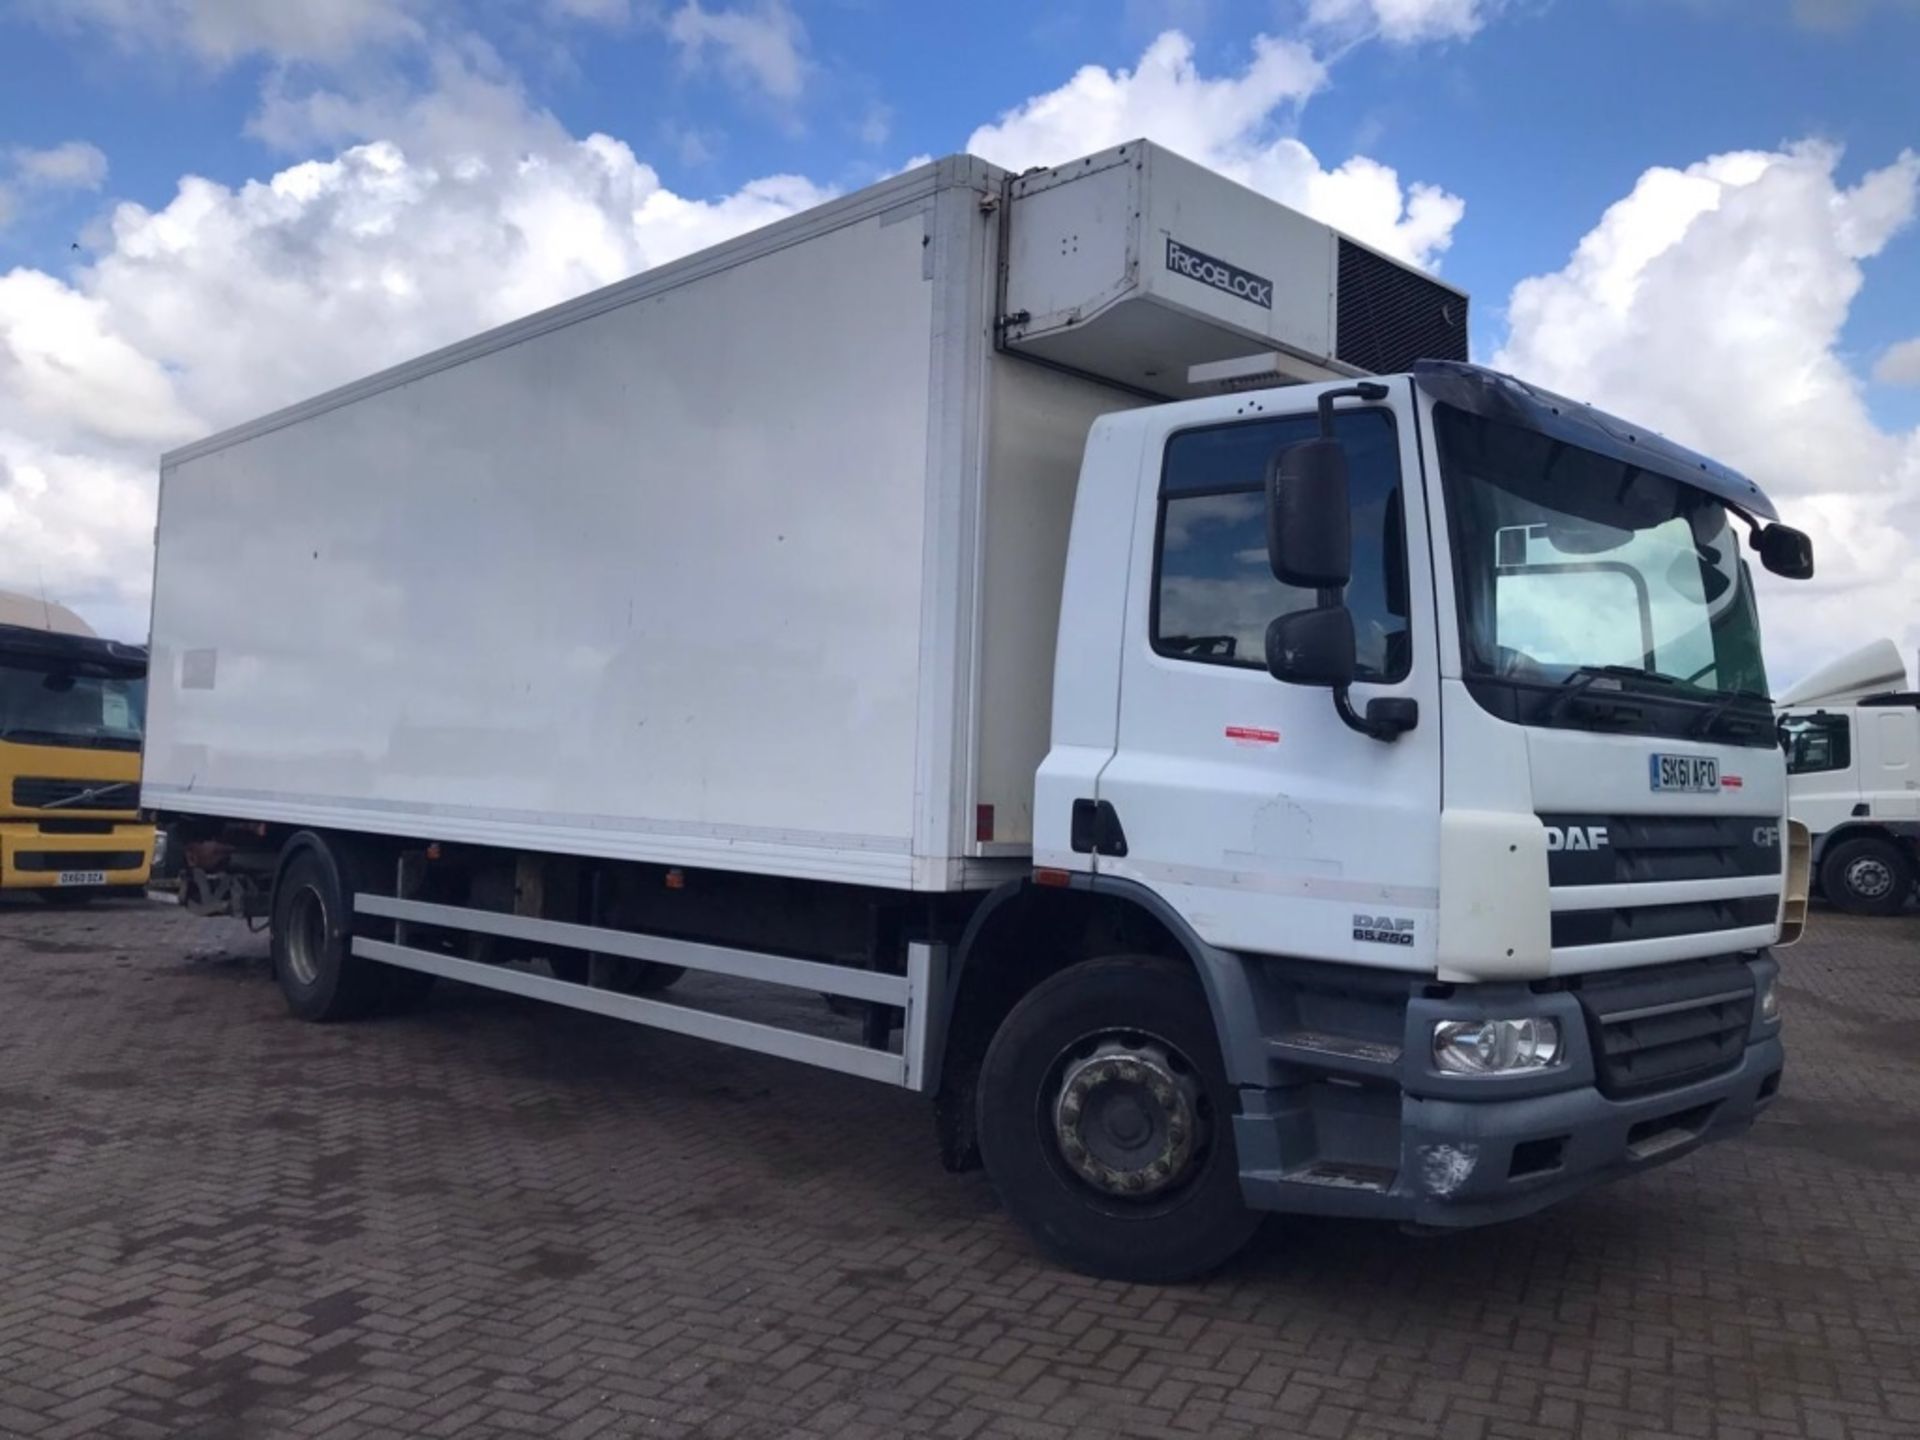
[[1820, 835, 1915, 916], [271, 842, 388, 1021], [546, 954, 686, 993], [976, 955, 1260, 1283]]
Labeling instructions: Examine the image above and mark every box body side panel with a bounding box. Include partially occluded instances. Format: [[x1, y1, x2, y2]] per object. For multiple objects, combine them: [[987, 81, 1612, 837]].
[[147, 208, 941, 887]]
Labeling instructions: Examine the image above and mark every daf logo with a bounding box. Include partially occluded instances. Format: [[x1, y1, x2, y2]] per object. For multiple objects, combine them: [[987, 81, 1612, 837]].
[[1544, 825, 1610, 852]]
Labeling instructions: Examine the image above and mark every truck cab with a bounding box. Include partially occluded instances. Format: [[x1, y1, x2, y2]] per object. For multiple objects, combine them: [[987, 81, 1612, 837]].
[[0, 595, 155, 900], [1021, 357, 1813, 1246], [1776, 639, 1919, 913]]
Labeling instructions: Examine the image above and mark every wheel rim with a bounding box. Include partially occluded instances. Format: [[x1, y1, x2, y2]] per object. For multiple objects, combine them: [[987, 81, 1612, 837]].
[[1846, 856, 1894, 900], [1048, 1032, 1206, 1201], [285, 886, 327, 987]]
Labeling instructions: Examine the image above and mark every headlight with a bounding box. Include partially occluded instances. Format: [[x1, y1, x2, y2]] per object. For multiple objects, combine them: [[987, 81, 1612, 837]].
[[1759, 975, 1780, 1023], [1432, 1017, 1563, 1075]]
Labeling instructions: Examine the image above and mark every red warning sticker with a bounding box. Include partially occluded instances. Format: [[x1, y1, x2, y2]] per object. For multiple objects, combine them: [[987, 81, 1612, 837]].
[[1721, 775, 1744, 789], [1225, 725, 1281, 746]]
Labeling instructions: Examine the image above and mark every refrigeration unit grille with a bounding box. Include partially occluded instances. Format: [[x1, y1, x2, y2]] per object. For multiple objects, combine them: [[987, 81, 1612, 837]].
[[1334, 239, 1468, 375]]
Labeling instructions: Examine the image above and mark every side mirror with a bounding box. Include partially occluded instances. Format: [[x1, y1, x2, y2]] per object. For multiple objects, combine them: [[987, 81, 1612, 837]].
[[1267, 438, 1351, 589], [1265, 605, 1356, 688], [1755, 523, 1814, 579]]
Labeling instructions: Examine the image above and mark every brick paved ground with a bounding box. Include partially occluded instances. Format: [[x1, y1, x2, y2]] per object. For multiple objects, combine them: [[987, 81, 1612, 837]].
[[0, 898, 1915, 1440]]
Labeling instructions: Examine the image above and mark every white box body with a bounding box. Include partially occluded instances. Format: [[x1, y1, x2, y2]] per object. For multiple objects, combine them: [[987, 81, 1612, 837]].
[[145, 143, 1464, 893]]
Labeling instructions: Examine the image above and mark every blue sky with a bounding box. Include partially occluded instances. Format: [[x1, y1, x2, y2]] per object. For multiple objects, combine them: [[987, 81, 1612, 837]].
[[4, 1, 1917, 383], [0, 0, 1915, 671]]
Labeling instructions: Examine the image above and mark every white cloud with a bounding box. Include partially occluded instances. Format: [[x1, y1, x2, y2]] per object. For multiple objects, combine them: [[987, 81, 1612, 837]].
[[0, 268, 199, 448], [1875, 337, 1920, 386], [964, 31, 1462, 270], [666, 0, 809, 103], [858, 102, 892, 149], [1790, 0, 1920, 31], [11, 141, 110, 191], [1494, 141, 1920, 684], [549, 0, 635, 19], [27, 0, 429, 65], [0, 65, 831, 638], [1307, 0, 1499, 43], [0, 22, 1479, 638]]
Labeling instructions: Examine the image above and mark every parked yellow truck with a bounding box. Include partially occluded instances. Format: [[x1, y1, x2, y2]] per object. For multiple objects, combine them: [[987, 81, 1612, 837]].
[[0, 592, 154, 900]]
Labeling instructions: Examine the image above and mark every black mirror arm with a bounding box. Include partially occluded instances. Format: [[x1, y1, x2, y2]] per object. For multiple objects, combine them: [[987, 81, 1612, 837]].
[[1316, 381, 1390, 438], [1284, 379, 1403, 739], [1334, 688, 1419, 742]]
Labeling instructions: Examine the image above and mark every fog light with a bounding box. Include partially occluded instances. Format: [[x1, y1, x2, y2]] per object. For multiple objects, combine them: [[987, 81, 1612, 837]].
[[1432, 1017, 1563, 1075], [1759, 976, 1780, 1023]]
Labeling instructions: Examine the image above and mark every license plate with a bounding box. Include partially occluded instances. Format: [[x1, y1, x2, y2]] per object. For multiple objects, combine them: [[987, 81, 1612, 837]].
[[56, 870, 107, 887], [1650, 754, 1719, 792]]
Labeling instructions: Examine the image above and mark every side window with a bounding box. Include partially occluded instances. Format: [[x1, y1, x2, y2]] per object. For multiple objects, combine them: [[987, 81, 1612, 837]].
[[1781, 714, 1851, 774], [1153, 409, 1410, 681]]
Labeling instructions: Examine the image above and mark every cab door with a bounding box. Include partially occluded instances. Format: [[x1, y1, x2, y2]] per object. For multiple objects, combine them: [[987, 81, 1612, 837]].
[[1865, 707, 1920, 819], [1090, 380, 1444, 969]]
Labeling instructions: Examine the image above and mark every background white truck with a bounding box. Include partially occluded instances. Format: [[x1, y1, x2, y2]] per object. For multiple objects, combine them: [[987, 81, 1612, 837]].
[[1777, 639, 1919, 914], [146, 141, 1815, 1281]]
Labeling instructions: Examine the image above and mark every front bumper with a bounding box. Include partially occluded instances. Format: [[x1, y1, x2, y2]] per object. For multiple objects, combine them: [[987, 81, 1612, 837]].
[[0, 822, 156, 891], [1230, 952, 1785, 1226], [1239, 1036, 1780, 1224]]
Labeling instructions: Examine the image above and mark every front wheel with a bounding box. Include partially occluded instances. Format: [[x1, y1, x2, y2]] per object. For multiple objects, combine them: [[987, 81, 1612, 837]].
[[976, 955, 1260, 1283], [1821, 835, 1915, 916]]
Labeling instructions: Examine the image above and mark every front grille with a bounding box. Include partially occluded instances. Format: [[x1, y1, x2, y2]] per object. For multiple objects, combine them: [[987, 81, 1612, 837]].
[[37, 819, 113, 835], [1541, 814, 1781, 887], [1551, 895, 1778, 948], [10, 777, 137, 811], [1574, 960, 1754, 1098], [12, 851, 145, 873], [1334, 239, 1468, 374], [1542, 813, 1781, 950]]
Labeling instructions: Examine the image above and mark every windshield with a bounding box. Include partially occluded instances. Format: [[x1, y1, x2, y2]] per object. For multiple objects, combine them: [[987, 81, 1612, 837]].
[[1435, 403, 1771, 736], [0, 662, 147, 752]]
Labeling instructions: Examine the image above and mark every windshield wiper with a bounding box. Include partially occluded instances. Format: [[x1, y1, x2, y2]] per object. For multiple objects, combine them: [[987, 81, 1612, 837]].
[[1687, 688, 1773, 740], [1544, 665, 1675, 725]]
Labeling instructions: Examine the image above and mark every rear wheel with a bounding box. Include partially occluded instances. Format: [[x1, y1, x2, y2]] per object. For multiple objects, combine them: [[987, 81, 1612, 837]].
[[1821, 835, 1915, 916], [977, 955, 1259, 1283], [271, 840, 388, 1021]]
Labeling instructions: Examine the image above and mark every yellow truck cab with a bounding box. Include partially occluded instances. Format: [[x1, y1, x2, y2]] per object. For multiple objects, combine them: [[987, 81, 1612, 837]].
[[0, 592, 154, 900]]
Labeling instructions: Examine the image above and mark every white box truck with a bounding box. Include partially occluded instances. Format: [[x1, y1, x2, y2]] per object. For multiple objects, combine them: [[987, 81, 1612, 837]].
[[146, 141, 1817, 1281], [1777, 639, 1919, 913]]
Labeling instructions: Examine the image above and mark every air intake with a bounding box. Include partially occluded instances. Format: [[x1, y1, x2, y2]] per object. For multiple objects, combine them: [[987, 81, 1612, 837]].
[[1335, 239, 1468, 374]]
